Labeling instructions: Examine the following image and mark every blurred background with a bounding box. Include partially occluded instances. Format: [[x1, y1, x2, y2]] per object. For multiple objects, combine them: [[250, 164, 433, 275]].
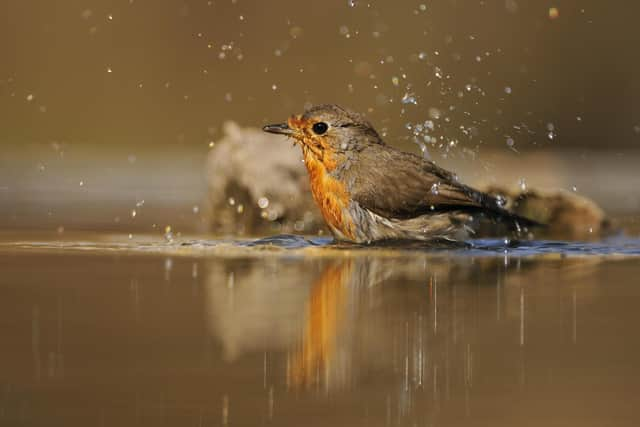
[[1, 0, 639, 234]]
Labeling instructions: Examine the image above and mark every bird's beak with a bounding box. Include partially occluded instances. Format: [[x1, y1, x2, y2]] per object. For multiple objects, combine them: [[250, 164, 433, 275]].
[[263, 123, 294, 136]]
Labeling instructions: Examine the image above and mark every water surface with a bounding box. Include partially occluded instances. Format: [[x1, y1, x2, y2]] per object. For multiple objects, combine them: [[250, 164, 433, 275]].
[[1, 234, 639, 426]]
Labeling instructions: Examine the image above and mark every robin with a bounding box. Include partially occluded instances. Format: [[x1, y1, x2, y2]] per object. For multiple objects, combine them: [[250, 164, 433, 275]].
[[263, 104, 539, 244]]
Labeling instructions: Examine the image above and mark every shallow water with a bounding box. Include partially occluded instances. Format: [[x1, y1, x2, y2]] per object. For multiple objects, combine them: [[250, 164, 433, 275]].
[[1, 233, 640, 426]]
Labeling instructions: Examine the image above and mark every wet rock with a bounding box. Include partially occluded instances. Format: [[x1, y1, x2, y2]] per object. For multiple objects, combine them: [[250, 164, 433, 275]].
[[483, 185, 613, 239], [205, 121, 325, 236]]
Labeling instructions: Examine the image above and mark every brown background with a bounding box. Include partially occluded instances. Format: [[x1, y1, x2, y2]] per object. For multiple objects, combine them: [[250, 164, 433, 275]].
[[2, 0, 639, 151]]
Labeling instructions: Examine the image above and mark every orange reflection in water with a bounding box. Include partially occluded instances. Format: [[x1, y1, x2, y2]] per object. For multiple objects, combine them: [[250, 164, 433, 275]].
[[290, 260, 352, 387]]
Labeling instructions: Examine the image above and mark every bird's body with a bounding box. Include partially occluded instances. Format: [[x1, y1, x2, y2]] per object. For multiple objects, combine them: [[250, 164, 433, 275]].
[[264, 104, 538, 244]]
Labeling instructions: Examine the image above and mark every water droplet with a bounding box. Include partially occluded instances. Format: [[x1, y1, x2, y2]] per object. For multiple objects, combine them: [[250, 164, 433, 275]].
[[571, 185, 578, 192], [418, 52, 427, 60], [504, 86, 512, 94], [428, 108, 441, 120], [430, 183, 440, 195], [347, 0, 357, 7], [506, 137, 515, 147], [192, 205, 200, 214], [496, 194, 507, 207], [128, 234, 133, 240], [228, 197, 236, 206], [26, 94, 34, 102], [164, 226, 174, 242], [107, 67, 113, 73], [401, 92, 417, 105], [258, 197, 269, 209], [519, 178, 527, 191], [271, 84, 277, 91], [391, 76, 400, 86], [131, 209, 137, 218], [418, 4, 427, 11], [79, 180, 84, 187], [549, 7, 560, 20]]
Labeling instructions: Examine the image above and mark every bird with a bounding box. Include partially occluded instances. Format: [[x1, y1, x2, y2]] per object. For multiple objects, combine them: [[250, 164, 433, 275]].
[[263, 104, 540, 244]]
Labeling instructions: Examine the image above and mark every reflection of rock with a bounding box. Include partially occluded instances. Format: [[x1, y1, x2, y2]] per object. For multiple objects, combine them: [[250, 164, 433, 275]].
[[205, 121, 325, 236], [205, 123, 611, 239], [203, 258, 314, 361]]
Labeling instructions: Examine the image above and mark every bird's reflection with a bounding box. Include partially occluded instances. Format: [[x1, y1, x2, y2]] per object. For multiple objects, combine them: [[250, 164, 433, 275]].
[[204, 254, 603, 396], [290, 260, 352, 387]]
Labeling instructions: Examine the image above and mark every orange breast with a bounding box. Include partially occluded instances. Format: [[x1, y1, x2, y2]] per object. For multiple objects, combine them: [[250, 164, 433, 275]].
[[303, 151, 355, 240]]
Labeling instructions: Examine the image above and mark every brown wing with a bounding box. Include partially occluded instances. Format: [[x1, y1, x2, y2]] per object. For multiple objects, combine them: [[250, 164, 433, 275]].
[[347, 146, 504, 220]]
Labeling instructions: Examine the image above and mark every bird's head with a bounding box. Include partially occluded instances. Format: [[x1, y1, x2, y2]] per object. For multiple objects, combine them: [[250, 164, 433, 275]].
[[263, 104, 384, 168]]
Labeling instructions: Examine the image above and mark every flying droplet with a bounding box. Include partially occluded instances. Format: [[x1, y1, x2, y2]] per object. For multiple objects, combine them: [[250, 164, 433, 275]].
[[519, 178, 527, 191], [430, 183, 440, 195], [258, 197, 269, 209], [401, 92, 417, 105], [164, 226, 174, 242]]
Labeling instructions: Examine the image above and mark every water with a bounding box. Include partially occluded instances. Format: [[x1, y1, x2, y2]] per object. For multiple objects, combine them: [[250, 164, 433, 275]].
[[1, 233, 640, 426]]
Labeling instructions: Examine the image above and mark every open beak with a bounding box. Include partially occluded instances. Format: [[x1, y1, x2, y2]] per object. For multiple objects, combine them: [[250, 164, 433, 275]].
[[262, 123, 294, 136]]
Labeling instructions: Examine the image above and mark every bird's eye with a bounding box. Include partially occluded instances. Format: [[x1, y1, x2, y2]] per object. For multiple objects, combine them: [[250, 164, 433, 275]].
[[312, 122, 329, 135]]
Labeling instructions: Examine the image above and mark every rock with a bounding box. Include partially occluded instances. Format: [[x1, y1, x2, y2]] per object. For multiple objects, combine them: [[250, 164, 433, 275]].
[[205, 121, 324, 236], [482, 185, 613, 239]]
